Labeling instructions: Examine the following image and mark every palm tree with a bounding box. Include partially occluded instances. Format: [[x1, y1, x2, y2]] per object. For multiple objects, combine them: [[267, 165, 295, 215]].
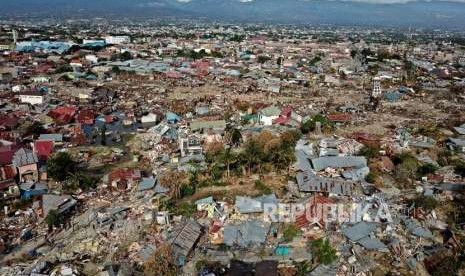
[[275, 146, 296, 173], [160, 171, 185, 199], [242, 139, 263, 175], [218, 147, 237, 178], [229, 128, 243, 147], [67, 171, 82, 190]]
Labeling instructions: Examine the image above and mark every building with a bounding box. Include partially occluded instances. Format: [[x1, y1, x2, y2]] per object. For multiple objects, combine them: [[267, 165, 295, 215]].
[[104, 36, 131, 45], [170, 220, 202, 266], [12, 148, 38, 183], [179, 134, 202, 157], [372, 77, 382, 98], [18, 92, 44, 105], [258, 106, 281, 126]]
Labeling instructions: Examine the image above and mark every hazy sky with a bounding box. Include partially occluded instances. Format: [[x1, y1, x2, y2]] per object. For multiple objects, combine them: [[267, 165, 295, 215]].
[[171, 0, 465, 3], [3, 0, 465, 29]]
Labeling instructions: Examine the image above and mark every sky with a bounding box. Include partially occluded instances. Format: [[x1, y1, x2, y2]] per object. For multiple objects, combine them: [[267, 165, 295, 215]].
[[2, 0, 465, 29]]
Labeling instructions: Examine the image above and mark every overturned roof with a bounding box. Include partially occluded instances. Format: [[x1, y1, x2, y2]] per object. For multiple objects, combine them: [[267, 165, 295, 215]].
[[170, 220, 202, 262], [342, 222, 377, 241], [12, 148, 38, 167], [296, 171, 355, 196], [190, 119, 226, 132], [42, 194, 77, 217], [235, 194, 278, 214], [224, 220, 271, 247], [311, 156, 367, 171]]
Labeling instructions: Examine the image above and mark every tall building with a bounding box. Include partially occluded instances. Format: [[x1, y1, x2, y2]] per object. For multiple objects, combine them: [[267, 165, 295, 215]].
[[371, 77, 382, 98], [104, 35, 130, 45]]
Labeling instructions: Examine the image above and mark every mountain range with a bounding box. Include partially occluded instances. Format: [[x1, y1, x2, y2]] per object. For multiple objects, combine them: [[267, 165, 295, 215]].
[[2, 0, 465, 29]]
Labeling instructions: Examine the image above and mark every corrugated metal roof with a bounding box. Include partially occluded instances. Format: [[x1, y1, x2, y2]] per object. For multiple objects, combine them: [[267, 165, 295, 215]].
[[296, 171, 355, 196], [12, 148, 38, 167], [311, 156, 367, 171], [138, 177, 156, 191], [171, 220, 202, 262], [224, 220, 271, 247], [342, 222, 377, 241]]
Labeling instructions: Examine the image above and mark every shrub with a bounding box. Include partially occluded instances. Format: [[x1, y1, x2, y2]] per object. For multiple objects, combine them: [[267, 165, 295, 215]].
[[175, 202, 197, 218], [47, 152, 77, 182], [45, 210, 62, 228], [310, 238, 337, 265], [282, 224, 301, 242], [417, 163, 438, 177], [254, 180, 272, 194], [409, 195, 438, 211], [452, 160, 465, 178]]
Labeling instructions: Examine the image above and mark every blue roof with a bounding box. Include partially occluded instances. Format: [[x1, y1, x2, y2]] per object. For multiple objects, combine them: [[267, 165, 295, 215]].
[[154, 182, 169, 194], [81, 41, 106, 48], [384, 92, 404, 102], [275, 246, 290, 256], [16, 41, 73, 54], [138, 177, 156, 191], [165, 111, 181, 123], [342, 222, 377, 241], [224, 220, 271, 247], [39, 134, 63, 142], [195, 196, 214, 205], [357, 237, 388, 251]]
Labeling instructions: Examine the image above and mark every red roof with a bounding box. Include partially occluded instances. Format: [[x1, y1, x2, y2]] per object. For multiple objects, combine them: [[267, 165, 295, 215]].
[[0, 116, 19, 129], [0, 165, 16, 182], [295, 195, 333, 228], [165, 71, 182, 79], [274, 106, 293, 125], [104, 115, 114, 124], [77, 110, 95, 125], [274, 116, 291, 125], [34, 140, 54, 161], [328, 113, 352, 123], [280, 106, 293, 117], [210, 221, 223, 234], [48, 106, 77, 124], [0, 145, 21, 165], [0, 132, 16, 142], [108, 168, 141, 185]]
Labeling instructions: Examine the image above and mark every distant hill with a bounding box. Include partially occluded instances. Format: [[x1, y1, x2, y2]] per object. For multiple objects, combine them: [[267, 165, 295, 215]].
[[2, 0, 465, 29]]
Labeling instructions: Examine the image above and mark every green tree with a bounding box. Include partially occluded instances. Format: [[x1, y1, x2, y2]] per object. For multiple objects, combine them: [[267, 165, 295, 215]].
[[100, 125, 107, 146], [230, 128, 242, 146], [218, 148, 237, 178], [282, 224, 301, 242], [254, 180, 271, 194], [273, 146, 296, 172], [45, 209, 62, 230], [393, 152, 420, 181], [293, 261, 311, 276], [111, 66, 121, 74], [359, 146, 380, 159], [453, 160, 465, 178], [310, 238, 337, 265], [68, 172, 98, 191], [159, 171, 186, 200], [120, 51, 133, 61], [47, 152, 77, 182], [417, 163, 438, 177], [408, 195, 438, 211], [20, 121, 46, 138], [257, 55, 271, 64], [241, 139, 264, 175]]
